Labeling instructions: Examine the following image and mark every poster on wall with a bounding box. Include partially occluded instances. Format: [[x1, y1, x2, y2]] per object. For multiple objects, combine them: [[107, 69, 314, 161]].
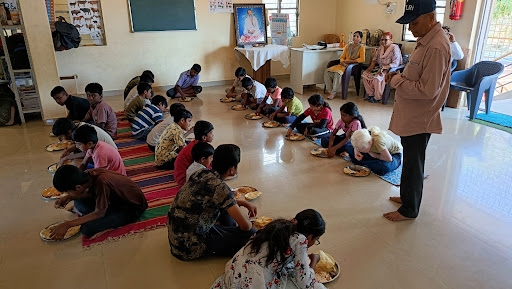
[[45, 0, 55, 24], [209, 0, 233, 13], [270, 13, 290, 46], [68, 0, 103, 36]]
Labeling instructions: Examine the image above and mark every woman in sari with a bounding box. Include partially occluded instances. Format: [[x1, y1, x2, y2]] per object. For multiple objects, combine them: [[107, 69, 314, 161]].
[[324, 31, 365, 100], [362, 32, 402, 103]]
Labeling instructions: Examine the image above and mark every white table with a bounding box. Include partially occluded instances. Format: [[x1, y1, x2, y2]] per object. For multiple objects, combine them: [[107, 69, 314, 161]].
[[234, 45, 289, 83], [290, 48, 343, 94], [290, 47, 377, 94]]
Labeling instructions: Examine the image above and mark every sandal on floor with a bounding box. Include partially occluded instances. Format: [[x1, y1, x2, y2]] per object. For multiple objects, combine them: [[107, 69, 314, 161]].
[[368, 97, 379, 103], [327, 95, 335, 100]]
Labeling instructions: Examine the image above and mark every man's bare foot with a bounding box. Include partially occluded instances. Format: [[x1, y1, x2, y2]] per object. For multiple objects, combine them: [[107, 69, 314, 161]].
[[389, 196, 402, 204], [383, 211, 414, 222], [327, 94, 335, 100]]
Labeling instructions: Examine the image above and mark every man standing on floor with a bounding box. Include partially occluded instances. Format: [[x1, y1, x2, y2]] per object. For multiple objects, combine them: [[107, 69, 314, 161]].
[[383, 0, 451, 221]]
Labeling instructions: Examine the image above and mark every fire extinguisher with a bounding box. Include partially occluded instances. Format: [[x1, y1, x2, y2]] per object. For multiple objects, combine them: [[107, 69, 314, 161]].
[[449, 0, 464, 20]]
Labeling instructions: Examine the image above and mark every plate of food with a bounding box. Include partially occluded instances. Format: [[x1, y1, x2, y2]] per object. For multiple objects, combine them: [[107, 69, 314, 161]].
[[179, 97, 192, 102], [232, 186, 258, 201], [311, 148, 328, 158], [262, 121, 280, 128], [231, 104, 247, 111], [48, 160, 71, 174], [314, 250, 340, 284], [245, 191, 262, 201], [40, 221, 81, 241], [45, 141, 72, 152], [251, 216, 273, 230], [220, 97, 236, 103], [343, 165, 371, 177], [245, 113, 264, 120], [41, 187, 65, 201], [285, 133, 306, 141]]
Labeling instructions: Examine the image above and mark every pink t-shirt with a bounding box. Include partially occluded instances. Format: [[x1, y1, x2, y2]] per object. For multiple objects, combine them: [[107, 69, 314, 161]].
[[84, 101, 118, 139], [304, 107, 334, 131], [266, 86, 282, 106], [335, 119, 362, 135], [86, 141, 126, 176]]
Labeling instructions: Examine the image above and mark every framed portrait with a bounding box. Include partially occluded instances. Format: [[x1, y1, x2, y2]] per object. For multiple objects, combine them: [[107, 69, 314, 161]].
[[233, 4, 267, 46]]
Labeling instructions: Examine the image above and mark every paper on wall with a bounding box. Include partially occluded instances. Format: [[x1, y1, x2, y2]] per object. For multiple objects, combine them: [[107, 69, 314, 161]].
[[209, 0, 233, 13], [68, 0, 102, 35]]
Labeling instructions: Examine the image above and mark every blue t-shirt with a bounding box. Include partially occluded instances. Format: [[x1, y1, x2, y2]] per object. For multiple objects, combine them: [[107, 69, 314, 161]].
[[176, 70, 199, 88]]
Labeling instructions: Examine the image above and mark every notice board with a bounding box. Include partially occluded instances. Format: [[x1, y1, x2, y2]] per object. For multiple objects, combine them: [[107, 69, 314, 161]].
[[128, 0, 197, 32]]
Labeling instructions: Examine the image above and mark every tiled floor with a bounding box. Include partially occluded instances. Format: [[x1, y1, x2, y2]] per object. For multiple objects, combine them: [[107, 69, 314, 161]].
[[0, 82, 511, 289]]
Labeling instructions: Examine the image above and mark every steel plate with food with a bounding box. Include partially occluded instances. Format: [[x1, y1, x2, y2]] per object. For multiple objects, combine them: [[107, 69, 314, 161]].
[[41, 187, 65, 201], [262, 121, 280, 128], [285, 133, 306, 141], [244, 113, 263, 120], [47, 160, 72, 174], [220, 97, 236, 103], [251, 216, 273, 230], [314, 250, 340, 284], [45, 141, 72, 152], [179, 97, 192, 102], [40, 222, 81, 241], [231, 104, 247, 111], [343, 165, 371, 177], [232, 186, 258, 201], [311, 148, 328, 158]]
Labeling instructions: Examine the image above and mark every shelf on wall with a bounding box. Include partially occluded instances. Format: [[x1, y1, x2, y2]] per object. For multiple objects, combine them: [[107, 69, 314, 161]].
[[13, 69, 32, 73]]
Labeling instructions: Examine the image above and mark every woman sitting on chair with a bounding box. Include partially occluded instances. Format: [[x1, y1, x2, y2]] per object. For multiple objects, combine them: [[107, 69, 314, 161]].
[[362, 32, 402, 103], [324, 31, 365, 100]]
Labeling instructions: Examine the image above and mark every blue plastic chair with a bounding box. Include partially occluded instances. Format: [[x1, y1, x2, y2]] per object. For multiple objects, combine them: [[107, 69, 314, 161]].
[[450, 61, 504, 120]]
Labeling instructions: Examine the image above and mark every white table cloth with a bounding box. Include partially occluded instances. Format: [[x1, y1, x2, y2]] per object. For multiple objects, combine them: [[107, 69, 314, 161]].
[[234, 45, 290, 71]]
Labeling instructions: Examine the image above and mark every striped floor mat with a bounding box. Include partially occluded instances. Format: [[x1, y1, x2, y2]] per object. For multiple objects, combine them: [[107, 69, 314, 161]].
[[82, 112, 179, 248]]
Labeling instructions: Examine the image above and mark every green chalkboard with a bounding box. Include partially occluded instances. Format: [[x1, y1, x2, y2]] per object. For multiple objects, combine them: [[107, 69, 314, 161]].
[[128, 0, 196, 32]]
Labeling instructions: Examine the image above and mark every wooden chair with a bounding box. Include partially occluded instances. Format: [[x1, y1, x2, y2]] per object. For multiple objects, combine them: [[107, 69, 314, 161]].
[[324, 60, 363, 99]]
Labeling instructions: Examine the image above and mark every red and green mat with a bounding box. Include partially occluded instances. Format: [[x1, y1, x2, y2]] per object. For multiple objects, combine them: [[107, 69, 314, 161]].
[[82, 112, 179, 248]]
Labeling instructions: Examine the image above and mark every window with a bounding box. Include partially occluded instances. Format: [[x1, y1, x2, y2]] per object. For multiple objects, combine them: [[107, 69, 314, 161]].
[[262, 0, 299, 37], [402, 1, 446, 41]]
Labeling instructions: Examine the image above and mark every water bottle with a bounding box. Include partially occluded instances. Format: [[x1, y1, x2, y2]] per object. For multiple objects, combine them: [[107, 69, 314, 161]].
[[349, 32, 353, 44]]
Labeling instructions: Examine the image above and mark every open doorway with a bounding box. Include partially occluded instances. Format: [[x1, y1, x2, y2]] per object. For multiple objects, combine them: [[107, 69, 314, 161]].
[[476, 0, 512, 115]]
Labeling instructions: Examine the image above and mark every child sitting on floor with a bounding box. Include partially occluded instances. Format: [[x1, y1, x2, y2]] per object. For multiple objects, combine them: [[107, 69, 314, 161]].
[[125, 82, 153, 121], [50, 165, 148, 240], [240, 77, 270, 110], [51, 86, 90, 121], [173, 120, 215, 186], [186, 142, 214, 182], [72, 124, 126, 175], [255, 77, 282, 115], [321, 102, 366, 158], [146, 103, 186, 152], [155, 109, 193, 170], [131, 95, 167, 140], [287, 94, 334, 138], [268, 87, 303, 125], [346, 126, 402, 175], [166, 64, 203, 101], [168, 144, 257, 261], [82, 83, 118, 139], [210, 209, 327, 289], [52, 118, 117, 167], [124, 73, 155, 108], [123, 70, 154, 100], [225, 67, 250, 99]]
